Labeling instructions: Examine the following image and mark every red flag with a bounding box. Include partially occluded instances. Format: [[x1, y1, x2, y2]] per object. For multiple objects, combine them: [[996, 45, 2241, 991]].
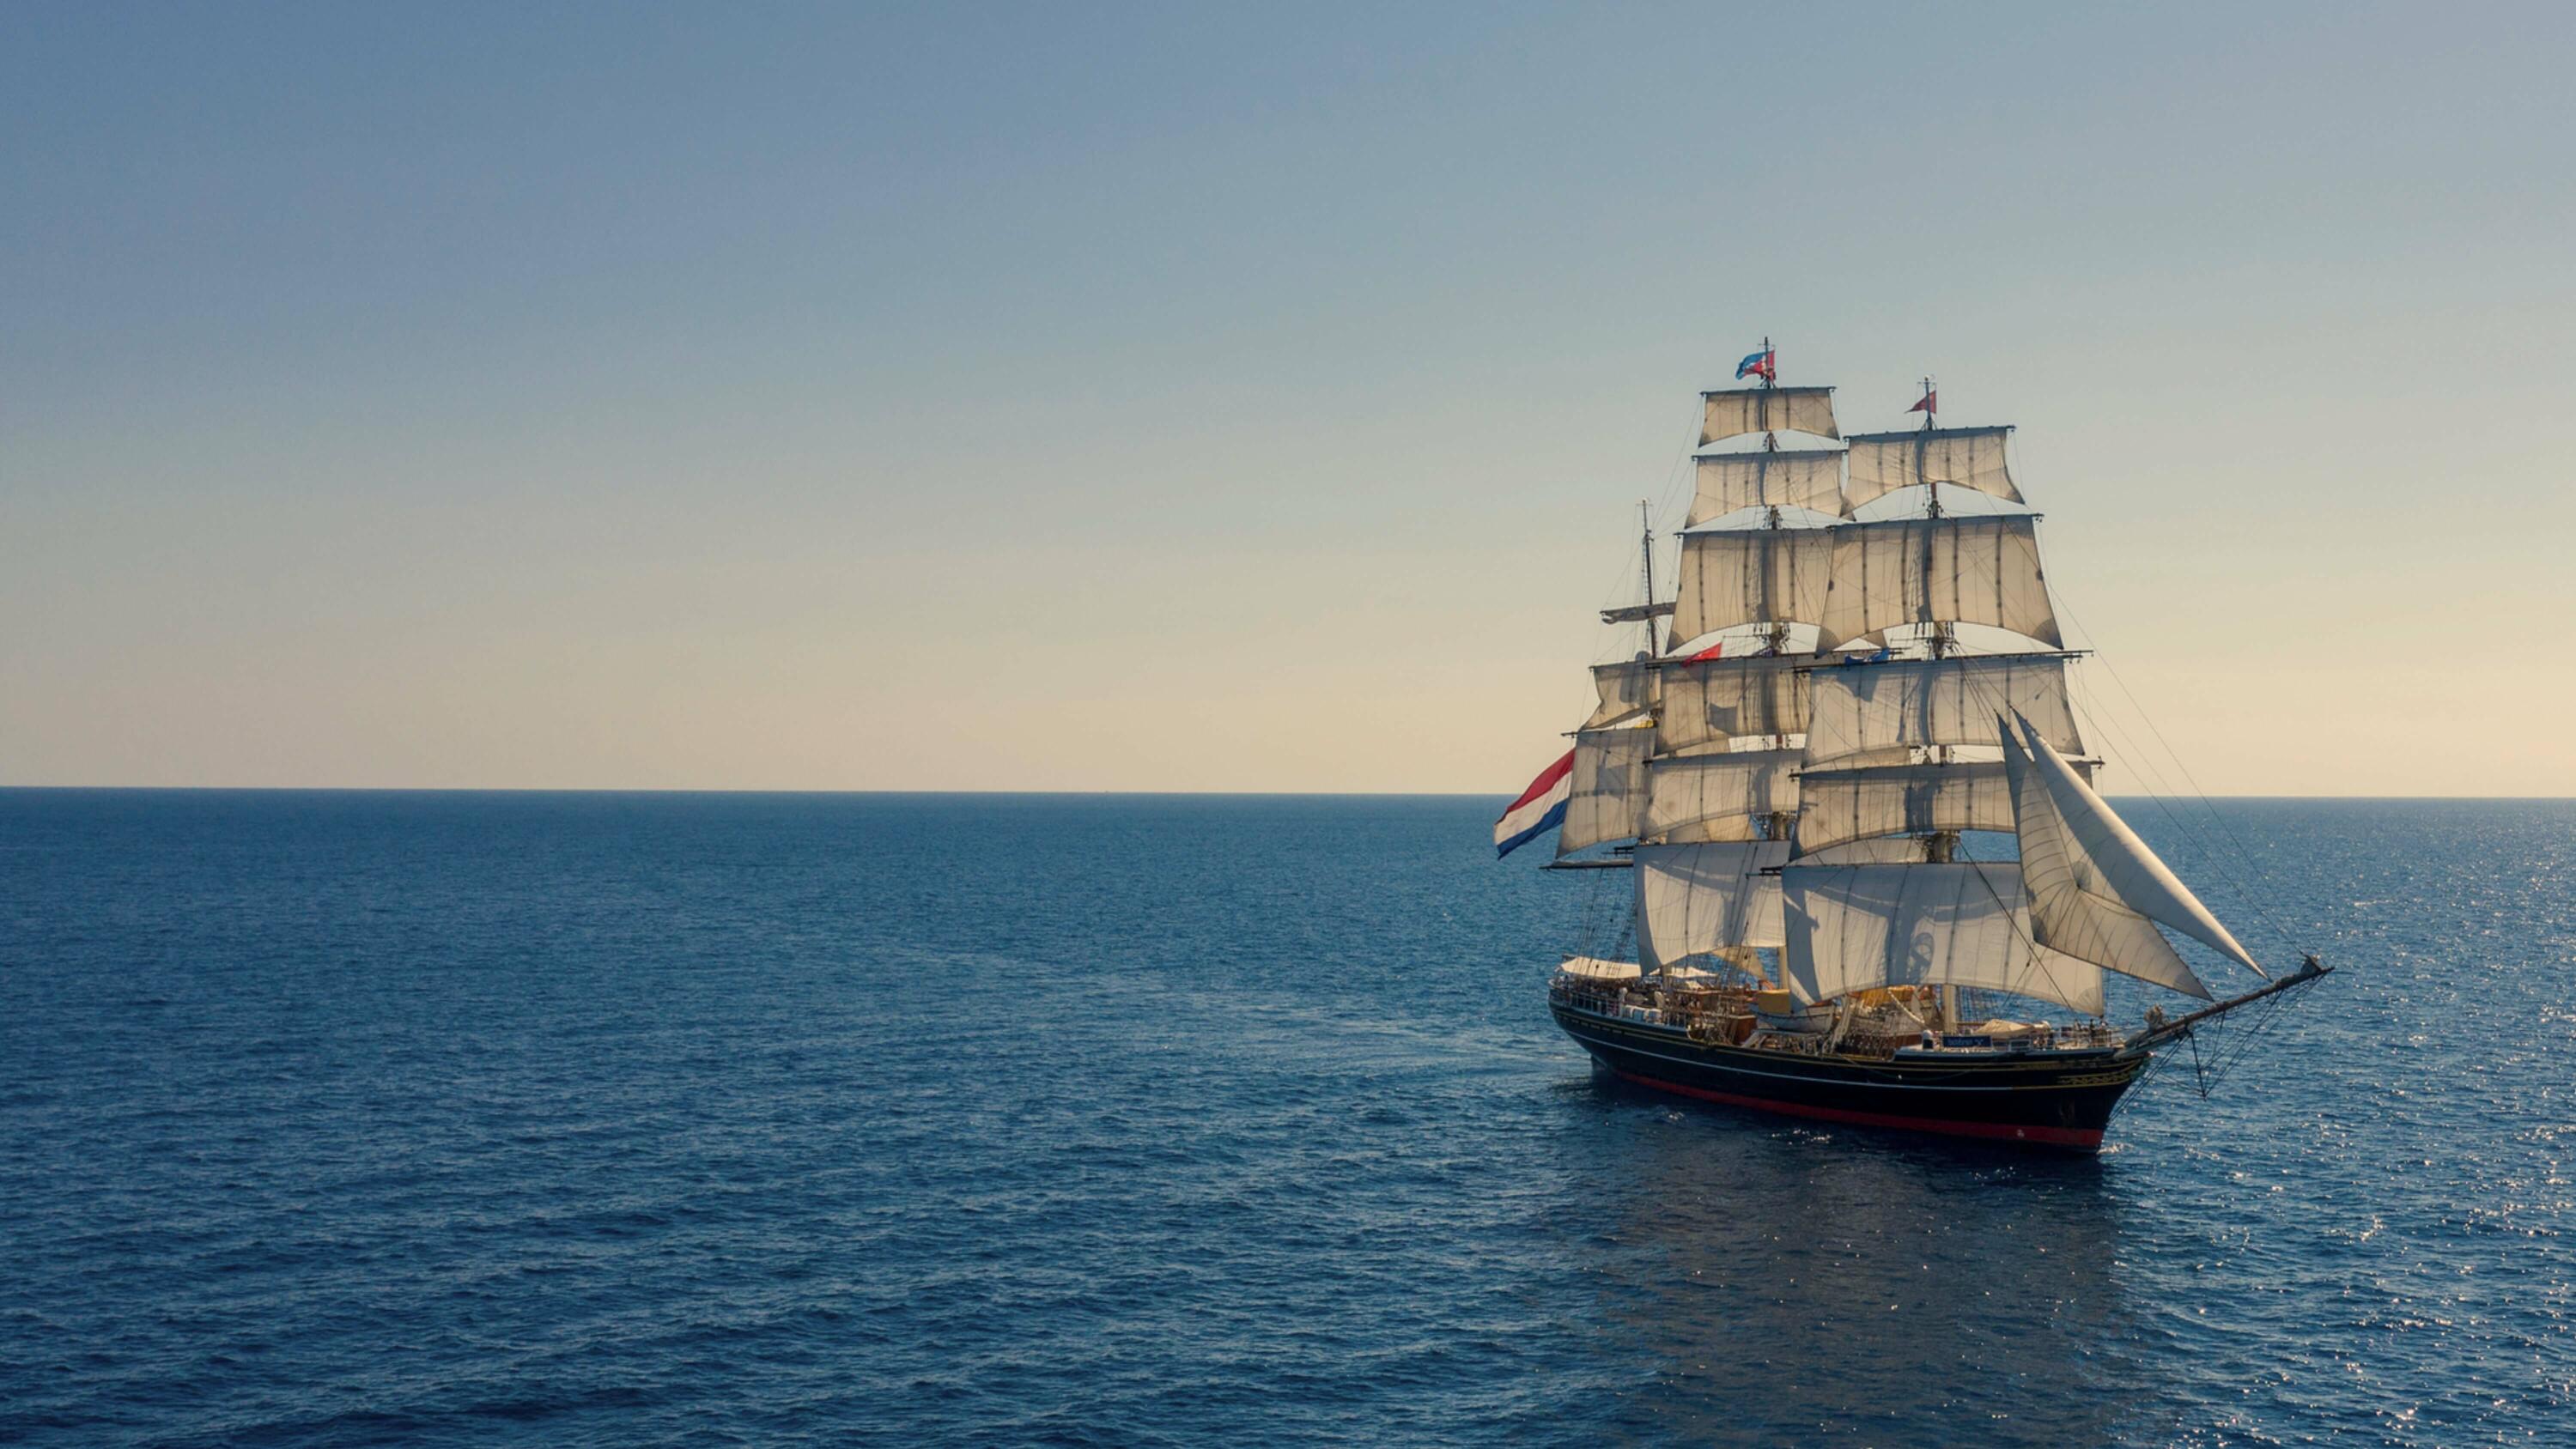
[[1908, 388, 1936, 415], [1686, 640, 1725, 662]]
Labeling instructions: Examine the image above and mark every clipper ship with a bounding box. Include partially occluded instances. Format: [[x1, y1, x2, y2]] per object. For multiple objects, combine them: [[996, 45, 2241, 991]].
[[1496, 344, 2329, 1152]]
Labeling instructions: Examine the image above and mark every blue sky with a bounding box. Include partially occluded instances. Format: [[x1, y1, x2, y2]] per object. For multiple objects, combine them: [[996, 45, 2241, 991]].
[[4, 3, 2570, 791]]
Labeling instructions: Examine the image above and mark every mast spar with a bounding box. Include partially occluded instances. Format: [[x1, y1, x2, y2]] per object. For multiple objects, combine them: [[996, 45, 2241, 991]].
[[1637, 500, 1656, 661]]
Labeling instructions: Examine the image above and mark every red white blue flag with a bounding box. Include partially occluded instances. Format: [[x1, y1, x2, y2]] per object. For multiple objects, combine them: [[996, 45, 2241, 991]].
[[1735, 347, 1776, 382], [1493, 749, 1576, 858]]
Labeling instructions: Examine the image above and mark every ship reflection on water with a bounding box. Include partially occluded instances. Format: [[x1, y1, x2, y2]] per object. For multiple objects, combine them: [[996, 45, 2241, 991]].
[[1557, 1073, 2164, 1447]]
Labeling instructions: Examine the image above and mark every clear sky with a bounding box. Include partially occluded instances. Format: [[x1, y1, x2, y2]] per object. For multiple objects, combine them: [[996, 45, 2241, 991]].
[[4, 3, 2569, 794]]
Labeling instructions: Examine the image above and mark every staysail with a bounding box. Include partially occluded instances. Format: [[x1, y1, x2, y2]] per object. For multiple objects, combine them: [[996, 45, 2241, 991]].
[[2001, 713, 2254, 992]]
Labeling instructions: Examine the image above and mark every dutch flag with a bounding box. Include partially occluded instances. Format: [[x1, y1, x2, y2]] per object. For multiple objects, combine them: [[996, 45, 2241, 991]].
[[1493, 749, 1577, 858]]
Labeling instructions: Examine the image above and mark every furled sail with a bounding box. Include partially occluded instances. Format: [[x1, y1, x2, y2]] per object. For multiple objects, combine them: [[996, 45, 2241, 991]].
[[1669, 526, 1836, 650], [1642, 749, 1801, 843], [1701, 386, 1838, 445], [1793, 757, 2099, 856], [1558, 727, 1655, 854], [1842, 427, 2020, 512], [1819, 515, 2062, 650], [1585, 660, 1661, 730], [1802, 655, 2082, 766], [1782, 862, 2107, 1016], [1655, 655, 1810, 755], [1637, 840, 1792, 967], [2003, 713, 2254, 985], [1687, 451, 1846, 524]]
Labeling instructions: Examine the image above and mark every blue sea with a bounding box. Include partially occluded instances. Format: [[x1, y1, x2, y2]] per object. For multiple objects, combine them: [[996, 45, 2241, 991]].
[[2, 791, 2569, 1446]]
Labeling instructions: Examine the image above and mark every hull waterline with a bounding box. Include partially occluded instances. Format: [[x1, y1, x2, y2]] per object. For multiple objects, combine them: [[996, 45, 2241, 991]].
[[1553, 1002, 2145, 1152]]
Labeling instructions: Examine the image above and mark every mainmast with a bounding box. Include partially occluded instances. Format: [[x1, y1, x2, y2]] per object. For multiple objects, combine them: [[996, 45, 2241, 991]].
[[1637, 499, 1656, 662]]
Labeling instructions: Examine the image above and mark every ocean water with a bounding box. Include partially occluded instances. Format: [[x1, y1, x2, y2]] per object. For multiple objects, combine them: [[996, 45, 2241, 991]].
[[1, 791, 2569, 1446]]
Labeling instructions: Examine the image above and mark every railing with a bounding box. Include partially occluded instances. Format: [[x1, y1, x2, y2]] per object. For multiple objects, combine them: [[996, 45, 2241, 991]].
[[1550, 972, 2126, 1054]]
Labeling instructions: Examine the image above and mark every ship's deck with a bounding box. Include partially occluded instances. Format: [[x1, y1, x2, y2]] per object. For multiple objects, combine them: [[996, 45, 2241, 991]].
[[1549, 973, 2125, 1061]]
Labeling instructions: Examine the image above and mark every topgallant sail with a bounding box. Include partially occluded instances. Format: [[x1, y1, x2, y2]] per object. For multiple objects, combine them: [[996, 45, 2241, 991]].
[[1498, 346, 2330, 1151]]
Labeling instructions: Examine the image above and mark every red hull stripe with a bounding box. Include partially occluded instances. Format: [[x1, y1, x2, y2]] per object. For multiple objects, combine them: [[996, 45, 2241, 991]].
[[1614, 1070, 2105, 1149]]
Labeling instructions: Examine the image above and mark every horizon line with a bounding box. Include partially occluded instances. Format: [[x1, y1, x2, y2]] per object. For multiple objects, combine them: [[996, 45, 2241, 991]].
[[3, 785, 2573, 803]]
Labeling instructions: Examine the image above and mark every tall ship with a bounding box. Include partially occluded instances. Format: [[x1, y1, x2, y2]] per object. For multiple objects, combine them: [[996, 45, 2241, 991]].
[[1493, 343, 2330, 1152]]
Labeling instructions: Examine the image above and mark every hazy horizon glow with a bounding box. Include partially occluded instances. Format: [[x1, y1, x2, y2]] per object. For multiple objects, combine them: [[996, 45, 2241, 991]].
[[6, 3, 2572, 795]]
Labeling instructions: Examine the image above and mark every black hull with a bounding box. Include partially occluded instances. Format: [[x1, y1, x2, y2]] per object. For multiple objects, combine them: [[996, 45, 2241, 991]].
[[1553, 1003, 2146, 1152]]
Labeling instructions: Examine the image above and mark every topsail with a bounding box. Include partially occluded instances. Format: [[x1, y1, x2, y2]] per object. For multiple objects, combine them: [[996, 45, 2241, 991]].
[[1843, 427, 2019, 512]]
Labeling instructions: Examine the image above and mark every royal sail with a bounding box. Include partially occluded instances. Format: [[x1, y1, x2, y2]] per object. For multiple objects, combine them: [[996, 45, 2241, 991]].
[[1843, 427, 2019, 512], [1700, 385, 1838, 445]]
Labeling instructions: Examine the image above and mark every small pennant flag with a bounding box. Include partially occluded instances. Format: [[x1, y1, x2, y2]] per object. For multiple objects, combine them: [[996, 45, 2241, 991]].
[[1493, 749, 1577, 858], [1735, 347, 1776, 382], [1686, 640, 1726, 662], [1908, 385, 1936, 415]]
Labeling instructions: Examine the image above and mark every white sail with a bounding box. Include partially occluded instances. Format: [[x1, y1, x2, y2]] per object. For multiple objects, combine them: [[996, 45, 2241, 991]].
[[1793, 757, 2099, 856], [1688, 452, 1846, 524], [1843, 427, 2020, 512], [1584, 660, 1661, 730], [1701, 386, 1838, 445], [1797, 838, 1930, 864], [1997, 724, 2211, 999], [1655, 655, 1810, 755], [1782, 862, 2107, 1016], [2009, 712, 2257, 979], [1670, 526, 1836, 650], [1803, 655, 2082, 766], [1637, 840, 1792, 967], [1795, 761, 2002, 855], [1819, 516, 2062, 650], [1558, 727, 1654, 855], [1642, 749, 1801, 843]]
